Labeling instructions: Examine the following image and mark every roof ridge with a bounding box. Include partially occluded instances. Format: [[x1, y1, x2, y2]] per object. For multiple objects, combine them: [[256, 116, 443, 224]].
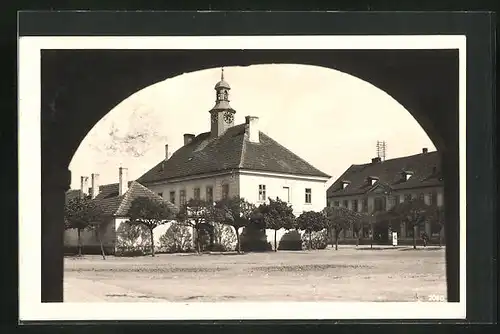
[[114, 181, 137, 216], [259, 132, 330, 178], [238, 126, 248, 168], [353, 151, 439, 167]]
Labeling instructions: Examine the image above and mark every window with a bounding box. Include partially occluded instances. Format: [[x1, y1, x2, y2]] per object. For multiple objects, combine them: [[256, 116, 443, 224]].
[[404, 193, 412, 202], [418, 193, 425, 202], [333, 201, 340, 207], [342, 200, 349, 208], [282, 186, 290, 203], [179, 190, 186, 206], [362, 198, 368, 212], [305, 188, 312, 204], [258, 185, 266, 202], [169, 191, 175, 204], [222, 184, 229, 200], [193, 187, 201, 200], [206, 186, 213, 203], [374, 197, 385, 212], [158, 192, 163, 198], [388, 196, 397, 209], [352, 199, 358, 212], [429, 191, 437, 206]]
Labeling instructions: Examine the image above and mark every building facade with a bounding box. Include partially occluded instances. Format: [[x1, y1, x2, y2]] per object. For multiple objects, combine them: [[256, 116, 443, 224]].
[[326, 150, 444, 245], [64, 169, 177, 254], [137, 69, 331, 246]]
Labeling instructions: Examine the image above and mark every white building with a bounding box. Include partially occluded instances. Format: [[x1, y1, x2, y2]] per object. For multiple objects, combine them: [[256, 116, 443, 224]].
[[138, 69, 331, 245], [64, 169, 177, 254]]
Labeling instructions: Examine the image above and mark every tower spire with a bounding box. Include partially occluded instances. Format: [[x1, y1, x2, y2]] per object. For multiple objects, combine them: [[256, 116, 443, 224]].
[[209, 66, 236, 137]]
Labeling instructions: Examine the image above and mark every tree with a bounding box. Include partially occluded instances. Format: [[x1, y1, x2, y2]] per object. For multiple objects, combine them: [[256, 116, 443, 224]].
[[323, 206, 364, 250], [389, 198, 430, 249], [88, 222, 107, 260], [213, 196, 256, 253], [255, 198, 296, 251], [427, 205, 446, 247], [352, 219, 363, 247], [296, 211, 328, 250], [127, 196, 177, 257], [64, 195, 104, 257], [177, 199, 214, 253]]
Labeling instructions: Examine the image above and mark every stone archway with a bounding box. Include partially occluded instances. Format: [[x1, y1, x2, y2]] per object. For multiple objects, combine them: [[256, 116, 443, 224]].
[[41, 49, 459, 302]]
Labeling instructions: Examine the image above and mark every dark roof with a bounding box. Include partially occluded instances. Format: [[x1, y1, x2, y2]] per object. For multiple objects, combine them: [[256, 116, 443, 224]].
[[215, 79, 231, 90], [327, 151, 442, 198], [66, 181, 176, 217], [138, 123, 330, 183]]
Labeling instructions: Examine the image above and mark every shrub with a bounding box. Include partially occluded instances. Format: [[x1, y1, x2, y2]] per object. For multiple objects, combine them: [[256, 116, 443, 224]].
[[278, 230, 303, 251], [159, 223, 193, 253], [115, 221, 151, 256], [212, 223, 237, 251], [115, 248, 148, 257], [210, 243, 228, 252], [240, 225, 273, 252], [302, 229, 328, 250]]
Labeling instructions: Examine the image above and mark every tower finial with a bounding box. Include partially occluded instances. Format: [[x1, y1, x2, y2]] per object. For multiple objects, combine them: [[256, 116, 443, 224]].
[[221, 67, 224, 80]]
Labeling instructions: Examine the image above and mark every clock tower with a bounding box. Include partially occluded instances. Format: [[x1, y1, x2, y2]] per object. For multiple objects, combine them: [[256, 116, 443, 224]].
[[209, 68, 236, 137]]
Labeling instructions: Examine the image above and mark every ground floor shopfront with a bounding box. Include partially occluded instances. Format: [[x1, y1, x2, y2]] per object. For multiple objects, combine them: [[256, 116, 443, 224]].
[[335, 216, 445, 246]]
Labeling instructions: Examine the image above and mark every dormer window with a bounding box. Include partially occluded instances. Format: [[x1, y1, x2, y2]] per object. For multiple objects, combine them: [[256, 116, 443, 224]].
[[401, 170, 414, 181], [367, 176, 379, 186], [341, 180, 351, 189]]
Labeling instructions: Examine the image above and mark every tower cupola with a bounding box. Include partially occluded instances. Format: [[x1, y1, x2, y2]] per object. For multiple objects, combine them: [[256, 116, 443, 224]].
[[209, 67, 236, 137]]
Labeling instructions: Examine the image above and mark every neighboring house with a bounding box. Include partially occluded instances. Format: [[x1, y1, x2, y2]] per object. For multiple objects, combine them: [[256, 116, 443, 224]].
[[64, 168, 177, 254], [137, 69, 331, 247], [326, 149, 444, 245]]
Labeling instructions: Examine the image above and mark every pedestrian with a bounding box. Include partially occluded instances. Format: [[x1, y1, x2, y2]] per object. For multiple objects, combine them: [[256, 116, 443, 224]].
[[421, 231, 429, 247]]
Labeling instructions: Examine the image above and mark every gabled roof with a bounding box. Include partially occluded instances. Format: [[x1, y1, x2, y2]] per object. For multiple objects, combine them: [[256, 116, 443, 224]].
[[66, 181, 176, 217], [137, 123, 330, 184], [327, 151, 442, 198]]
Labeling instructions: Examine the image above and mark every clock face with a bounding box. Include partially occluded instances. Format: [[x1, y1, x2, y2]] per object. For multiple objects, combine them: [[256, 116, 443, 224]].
[[211, 113, 218, 124], [223, 111, 234, 124]]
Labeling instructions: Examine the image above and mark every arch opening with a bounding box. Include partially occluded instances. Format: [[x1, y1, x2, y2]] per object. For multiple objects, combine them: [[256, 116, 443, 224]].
[[40, 49, 460, 303]]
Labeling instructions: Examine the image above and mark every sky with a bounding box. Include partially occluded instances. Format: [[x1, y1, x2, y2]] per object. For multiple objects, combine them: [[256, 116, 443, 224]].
[[68, 64, 436, 190]]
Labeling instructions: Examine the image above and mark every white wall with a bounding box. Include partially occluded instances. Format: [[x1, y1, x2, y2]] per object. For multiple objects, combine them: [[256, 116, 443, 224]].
[[115, 218, 191, 249], [239, 172, 327, 247], [239, 173, 327, 215]]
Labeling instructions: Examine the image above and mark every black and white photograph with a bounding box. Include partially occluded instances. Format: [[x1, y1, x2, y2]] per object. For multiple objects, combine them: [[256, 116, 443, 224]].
[[17, 11, 496, 323]]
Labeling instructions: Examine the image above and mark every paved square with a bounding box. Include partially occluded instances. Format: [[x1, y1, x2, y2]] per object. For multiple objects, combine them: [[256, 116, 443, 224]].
[[64, 246, 446, 302]]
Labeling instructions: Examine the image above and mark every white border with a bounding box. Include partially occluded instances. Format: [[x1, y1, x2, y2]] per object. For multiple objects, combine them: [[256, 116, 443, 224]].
[[18, 35, 467, 321]]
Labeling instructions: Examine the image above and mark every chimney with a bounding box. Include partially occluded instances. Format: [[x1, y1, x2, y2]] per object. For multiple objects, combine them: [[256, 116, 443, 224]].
[[119, 167, 129, 196], [372, 157, 381, 163], [165, 144, 169, 160], [422, 147, 428, 154], [90, 173, 100, 199], [245, 116, 260, 143], [184, 134, 195, 146], [80, 176, 89, 198]]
